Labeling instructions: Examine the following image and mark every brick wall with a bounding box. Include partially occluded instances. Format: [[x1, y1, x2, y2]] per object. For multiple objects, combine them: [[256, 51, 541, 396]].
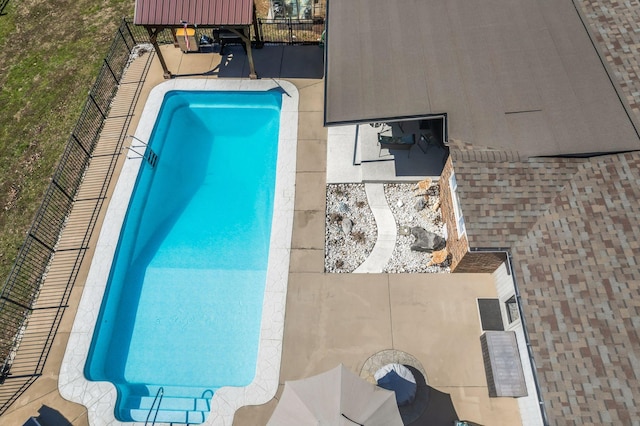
[[439, 156, 469, 271], [440, 154, 508, 274], [453, 251, 506, 273]]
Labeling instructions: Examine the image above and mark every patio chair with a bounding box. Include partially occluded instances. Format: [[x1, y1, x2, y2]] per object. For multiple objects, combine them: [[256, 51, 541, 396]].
[[418, 120, 447, 153], [378, 133, 416, 158], [418, 131, 441, 153]]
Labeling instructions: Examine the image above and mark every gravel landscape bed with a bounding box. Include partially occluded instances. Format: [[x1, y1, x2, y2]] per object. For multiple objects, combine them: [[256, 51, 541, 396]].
[[383, 183, 450, 273], [324, 184, 377, 273], [325, 182, 450, 273]]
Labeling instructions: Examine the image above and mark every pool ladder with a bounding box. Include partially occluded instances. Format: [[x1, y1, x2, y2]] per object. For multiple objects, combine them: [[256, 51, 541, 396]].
[[125, 135, 159, 167], [145, 386, 164, 426]]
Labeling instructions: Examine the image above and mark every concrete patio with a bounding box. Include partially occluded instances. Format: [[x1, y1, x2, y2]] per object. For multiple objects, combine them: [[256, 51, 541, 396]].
[[326, 121, 450, 184], [1, 44, 523, 425]]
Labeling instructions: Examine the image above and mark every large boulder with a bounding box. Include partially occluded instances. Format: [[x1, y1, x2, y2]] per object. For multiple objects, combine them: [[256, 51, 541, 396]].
[[410, 227, 446, 252], [414, 197, 427, 212]]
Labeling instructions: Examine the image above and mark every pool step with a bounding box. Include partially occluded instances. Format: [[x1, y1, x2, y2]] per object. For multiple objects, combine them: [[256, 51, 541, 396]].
[[126, 395, 211, 424], [146, 385, 216, 399], [129, 408, 206, 424]]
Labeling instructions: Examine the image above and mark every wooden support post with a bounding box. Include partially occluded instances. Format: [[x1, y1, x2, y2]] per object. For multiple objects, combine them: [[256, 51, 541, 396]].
[[245, 36, 258, 79], [230, 27, 258, 79], [146, 26, 172, 79], [170, 28, 179, 47]]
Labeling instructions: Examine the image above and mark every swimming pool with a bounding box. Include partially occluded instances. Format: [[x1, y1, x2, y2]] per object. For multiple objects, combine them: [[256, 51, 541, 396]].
[[89, 89, 280, 421], [60, 80, 298, 425]]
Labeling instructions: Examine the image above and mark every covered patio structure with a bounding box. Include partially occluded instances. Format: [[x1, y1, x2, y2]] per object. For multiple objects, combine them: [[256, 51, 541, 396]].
[[134, 0, 261, 79]]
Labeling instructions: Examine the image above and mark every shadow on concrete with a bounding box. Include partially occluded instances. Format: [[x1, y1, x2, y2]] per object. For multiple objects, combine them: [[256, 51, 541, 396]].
[[388, 144, 449, 178], [402, 365, 462, 426], [174, 44, 325, 80], [357, 122, 450, 181], [23, 405, 72, 426]]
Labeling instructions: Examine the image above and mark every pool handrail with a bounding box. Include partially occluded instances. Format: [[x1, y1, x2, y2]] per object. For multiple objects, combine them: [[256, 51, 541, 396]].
[[145, 386, 164, 426], [124, 135, 159, 167]]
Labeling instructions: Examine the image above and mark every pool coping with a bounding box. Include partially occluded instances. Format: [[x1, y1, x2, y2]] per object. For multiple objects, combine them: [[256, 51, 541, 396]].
[[58, 79, 299, 426]]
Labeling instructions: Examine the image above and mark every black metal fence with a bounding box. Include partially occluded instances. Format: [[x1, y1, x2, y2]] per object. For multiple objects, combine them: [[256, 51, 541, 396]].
[[135, 17, 325, 45], [0, 18, 155, 415], [255, 18, 324, 44], [124, 17, 325, 46]]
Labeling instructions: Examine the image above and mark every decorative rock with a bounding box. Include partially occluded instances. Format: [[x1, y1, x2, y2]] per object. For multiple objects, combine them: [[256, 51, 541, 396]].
[[397, 200, 404, 208], [428, 248, 449, 266], [329, 212, 343, 224], [342, 218, 353, 235], [338, 202, 349, 213], [414, 197, 427, 212], [413, 178, 432, 196], [410, 227, 446, 252], [398, 225, 412, 236]]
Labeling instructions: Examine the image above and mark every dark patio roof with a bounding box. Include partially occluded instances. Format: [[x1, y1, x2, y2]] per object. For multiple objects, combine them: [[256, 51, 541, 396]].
[[134, 0, 253, 26], [324, 0, 640, 157]]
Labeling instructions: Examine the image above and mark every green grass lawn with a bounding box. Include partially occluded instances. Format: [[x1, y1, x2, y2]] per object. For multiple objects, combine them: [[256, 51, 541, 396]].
[[0, 0, 133, 281]]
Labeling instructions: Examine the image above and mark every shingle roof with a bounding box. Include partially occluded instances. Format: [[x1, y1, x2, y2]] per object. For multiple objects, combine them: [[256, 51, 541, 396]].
[[513, 152, 640, 424], [449, 2, 640, 422], [451, 144, 586, 248], [134, 0, 253, 26], [454, 146, 640, 424]]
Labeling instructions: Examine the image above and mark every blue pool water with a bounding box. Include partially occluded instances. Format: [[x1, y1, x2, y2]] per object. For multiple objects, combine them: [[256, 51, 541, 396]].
[[85, 90, 282, 422]]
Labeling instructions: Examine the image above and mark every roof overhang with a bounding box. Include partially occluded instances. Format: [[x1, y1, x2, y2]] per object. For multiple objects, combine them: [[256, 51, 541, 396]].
[[134, 0, 254, 26], [324, 0, 640, 157]]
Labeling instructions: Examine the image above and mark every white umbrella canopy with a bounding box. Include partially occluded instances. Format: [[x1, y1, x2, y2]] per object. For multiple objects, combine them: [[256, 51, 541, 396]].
[[267, 364, 404, 426]]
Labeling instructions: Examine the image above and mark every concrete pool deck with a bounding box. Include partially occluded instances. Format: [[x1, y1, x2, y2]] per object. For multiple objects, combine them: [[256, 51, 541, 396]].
[[58, 79, 299, 426], [1, 46, 522, 426]]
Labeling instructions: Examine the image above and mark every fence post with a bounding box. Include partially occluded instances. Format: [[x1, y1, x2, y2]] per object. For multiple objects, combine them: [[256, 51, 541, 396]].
[[288, 18, 293, 44], [52, 180, 74, 203], [123, 17, 137, 45], [103, 59, 119, 84], [118, 26, 132, 51], [27, 233, 55, 253], [88, 94, 106, 120], [72, 134, 91, 158]]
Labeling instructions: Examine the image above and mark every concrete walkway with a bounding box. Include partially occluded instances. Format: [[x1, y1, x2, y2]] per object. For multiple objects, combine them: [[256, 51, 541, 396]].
[[354, 183, 397, 273]]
